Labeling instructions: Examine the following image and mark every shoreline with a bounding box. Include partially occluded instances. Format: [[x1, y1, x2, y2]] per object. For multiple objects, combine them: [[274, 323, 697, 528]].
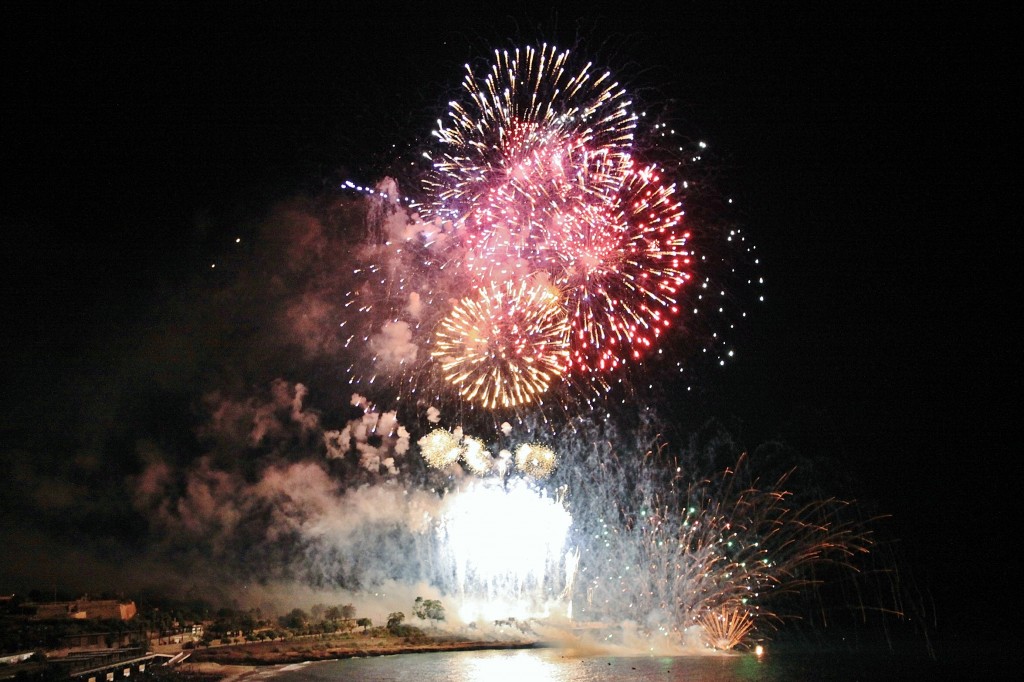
[[177, 637, 541, 680]]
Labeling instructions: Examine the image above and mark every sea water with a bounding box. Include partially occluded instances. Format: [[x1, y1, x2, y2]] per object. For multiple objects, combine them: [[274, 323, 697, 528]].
[[261, 640, 1014, 681]]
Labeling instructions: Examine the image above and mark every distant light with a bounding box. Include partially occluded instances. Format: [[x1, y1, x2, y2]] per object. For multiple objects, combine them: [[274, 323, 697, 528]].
[[755, 645, 764, 657]]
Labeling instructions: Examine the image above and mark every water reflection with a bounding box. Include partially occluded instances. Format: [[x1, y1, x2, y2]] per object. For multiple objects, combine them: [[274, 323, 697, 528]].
[[453, 650, 565, 682]]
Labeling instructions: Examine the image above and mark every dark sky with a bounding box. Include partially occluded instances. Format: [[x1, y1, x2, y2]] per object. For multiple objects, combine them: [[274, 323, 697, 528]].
[[1, 1, 1015, 647]]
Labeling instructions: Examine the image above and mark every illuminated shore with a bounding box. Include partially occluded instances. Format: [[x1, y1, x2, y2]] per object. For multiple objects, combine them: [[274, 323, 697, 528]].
[[175, 634, 540, 680]]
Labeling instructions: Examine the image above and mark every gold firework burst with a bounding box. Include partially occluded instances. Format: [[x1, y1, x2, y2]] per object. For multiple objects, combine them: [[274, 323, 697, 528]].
[[698, 606, 756, 651], [432, 280, 569, 408], [418, 428, 463, 469], [514, 442, 557, 478]]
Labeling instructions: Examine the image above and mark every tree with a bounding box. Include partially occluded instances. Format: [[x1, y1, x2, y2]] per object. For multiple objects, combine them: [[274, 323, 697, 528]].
[[278, 608, 309, 630], [413, 597, 445, 627], [386, 612, 405, 632], [423, 600, 445, 626], [356, 618, 372, 632]]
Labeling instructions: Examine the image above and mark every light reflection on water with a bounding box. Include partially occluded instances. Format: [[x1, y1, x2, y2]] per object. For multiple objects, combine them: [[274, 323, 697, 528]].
[[453, 650, 569, 682]]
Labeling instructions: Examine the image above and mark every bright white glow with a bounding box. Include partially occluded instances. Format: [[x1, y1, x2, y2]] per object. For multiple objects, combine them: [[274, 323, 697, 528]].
[[454, 650, 564, 682], [461, 436, 493, 475], [439, 478, 572, 622]]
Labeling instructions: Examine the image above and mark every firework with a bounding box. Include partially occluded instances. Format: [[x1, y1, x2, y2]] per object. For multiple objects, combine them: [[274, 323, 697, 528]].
[[514, 442, 557, 478], [418, 428, 463, 469], [460, 435, 493, 475], [331, 420, 886, 649], [425, 44, 637, 283], [432, 279, 570, 408], [336, 43, 762, 416], [557, 163, 693, 373], [226, 386, 899, 650], [698, 606, 756, 650], [555, 439, 875, 648], [439, 477, 572, 622]]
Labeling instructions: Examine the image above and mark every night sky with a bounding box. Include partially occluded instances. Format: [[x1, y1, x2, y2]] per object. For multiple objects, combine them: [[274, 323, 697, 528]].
[[2, 1, 1015, 650]]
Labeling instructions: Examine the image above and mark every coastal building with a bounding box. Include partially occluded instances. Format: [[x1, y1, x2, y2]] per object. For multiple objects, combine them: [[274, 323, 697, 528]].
[[30, 599, 137, 621]]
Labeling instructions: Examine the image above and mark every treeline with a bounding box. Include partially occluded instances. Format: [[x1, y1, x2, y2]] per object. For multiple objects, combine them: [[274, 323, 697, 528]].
[[0, 592, 448, 654], [273, 603, 359, 637]]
